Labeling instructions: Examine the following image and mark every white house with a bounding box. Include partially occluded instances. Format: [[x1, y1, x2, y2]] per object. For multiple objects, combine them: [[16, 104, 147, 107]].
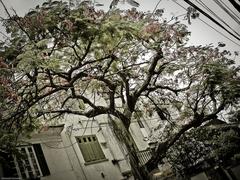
[[0, 112, 158, 180]]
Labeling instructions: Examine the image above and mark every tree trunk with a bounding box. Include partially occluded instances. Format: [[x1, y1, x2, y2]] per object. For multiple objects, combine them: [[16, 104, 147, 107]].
[[145, 142, 168, 172], [111, 118, 150, 179], [125, 137, 150, 180]]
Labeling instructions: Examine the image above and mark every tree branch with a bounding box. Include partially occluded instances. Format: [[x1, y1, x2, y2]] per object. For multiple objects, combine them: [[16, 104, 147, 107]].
[[147, 81, 192, 95], [134, 50, 163, 98], [146, 97, 227, 172], [38, 107, 107, 118]]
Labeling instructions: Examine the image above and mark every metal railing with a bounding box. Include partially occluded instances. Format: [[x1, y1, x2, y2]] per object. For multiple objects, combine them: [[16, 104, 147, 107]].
[[137, 149, 153, 166]]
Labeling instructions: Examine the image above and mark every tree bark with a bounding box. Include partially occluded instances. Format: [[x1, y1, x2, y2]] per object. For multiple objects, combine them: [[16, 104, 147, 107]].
[[125, 135, 150, 180], [111, 117, 150, 180]]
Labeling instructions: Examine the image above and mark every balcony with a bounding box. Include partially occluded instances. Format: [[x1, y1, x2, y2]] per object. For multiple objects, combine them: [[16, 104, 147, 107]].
[[137, 149, 153, 166]]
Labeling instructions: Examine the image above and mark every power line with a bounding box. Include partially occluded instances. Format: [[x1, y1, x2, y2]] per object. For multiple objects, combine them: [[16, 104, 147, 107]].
[[198, 17, 240, 47], [216, 0, 240, 24], [182, 0, 240, 42], [228, 0, 240, 14], [219, 0, 240, 20], [196, 0, 240, 37], [172, 0, 240, 48]]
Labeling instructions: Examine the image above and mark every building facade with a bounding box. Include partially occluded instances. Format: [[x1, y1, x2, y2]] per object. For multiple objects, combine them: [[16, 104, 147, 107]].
[[0, 113, 158, 180]]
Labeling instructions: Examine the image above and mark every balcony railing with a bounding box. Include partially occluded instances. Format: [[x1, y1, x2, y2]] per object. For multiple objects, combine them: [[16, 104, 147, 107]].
[[137, 149, 153, 166]]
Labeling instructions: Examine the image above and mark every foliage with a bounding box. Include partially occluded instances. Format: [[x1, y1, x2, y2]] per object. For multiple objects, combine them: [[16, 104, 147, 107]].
[[0, 57, 15, 116], [0, 0, 240, 177], [166, 123, 240, 176], [0, 61, 38, 164]]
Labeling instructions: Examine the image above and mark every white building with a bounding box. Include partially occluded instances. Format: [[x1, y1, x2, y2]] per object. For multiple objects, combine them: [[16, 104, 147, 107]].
[[0, 113, 158, 180]]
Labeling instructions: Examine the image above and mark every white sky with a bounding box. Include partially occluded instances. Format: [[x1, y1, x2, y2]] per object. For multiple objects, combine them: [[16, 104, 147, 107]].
[[0, 0, 240, 63]]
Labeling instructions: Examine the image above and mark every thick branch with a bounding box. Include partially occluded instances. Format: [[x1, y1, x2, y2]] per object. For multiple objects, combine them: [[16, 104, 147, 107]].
[[120, 83, 126, 105], [109, 89, 115, 110], [147, 81, 191, 95], [119, 72, 133, 111], [73, 94, 98, 109], [134, 50, 163, 98], [38, 107, 108, 118]]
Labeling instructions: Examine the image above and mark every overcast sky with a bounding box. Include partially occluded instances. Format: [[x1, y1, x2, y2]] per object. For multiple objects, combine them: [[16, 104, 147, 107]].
[[0, 0, 240, 63]]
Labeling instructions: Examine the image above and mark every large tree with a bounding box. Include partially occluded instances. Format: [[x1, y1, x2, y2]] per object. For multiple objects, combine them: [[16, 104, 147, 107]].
[[0, 1, 240, 179]]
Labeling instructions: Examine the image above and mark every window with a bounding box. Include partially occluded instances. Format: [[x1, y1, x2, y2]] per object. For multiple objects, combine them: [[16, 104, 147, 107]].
[[137, 120, 148, 140], [76, 135, 106, 164], [14, 144, 50, 179], [137, 120, 144, 128]]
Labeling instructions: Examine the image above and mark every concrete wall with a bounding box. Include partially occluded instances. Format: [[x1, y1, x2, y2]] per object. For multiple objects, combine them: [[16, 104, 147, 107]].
[[60, 114, 128, 180], [22, 135, 77, 180], [23, 125, 125, 180], [129, 117, 159, 151], [41, 141, 77, 180], [19, 107, 152, 180], [55, 113, 155, 180], [27, 113, 132, 180]]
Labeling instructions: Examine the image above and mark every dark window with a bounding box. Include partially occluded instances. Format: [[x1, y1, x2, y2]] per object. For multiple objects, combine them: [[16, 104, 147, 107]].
[[14, 144, 50, 178], [33, 144, 50, 176], [137, 120, 144, 128]]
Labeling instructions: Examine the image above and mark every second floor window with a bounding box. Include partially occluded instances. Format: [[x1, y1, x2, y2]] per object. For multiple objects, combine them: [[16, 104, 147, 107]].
[[76, 135, 106, 164]]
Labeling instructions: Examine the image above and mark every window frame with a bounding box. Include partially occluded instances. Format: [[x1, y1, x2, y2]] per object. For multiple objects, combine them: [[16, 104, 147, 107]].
[[14, 146, 42, 179], [76, 135, 108, 165], [14, 144, 50, 179]]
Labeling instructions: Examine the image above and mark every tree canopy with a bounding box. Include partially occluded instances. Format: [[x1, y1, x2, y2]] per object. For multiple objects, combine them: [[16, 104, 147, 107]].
[[0, 1, 240, 179]]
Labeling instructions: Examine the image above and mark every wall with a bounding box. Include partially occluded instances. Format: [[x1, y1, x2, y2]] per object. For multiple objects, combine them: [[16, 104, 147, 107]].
[[41, 141, 77, 180], [59, 114, 130, 180], [22, 134, 77, 180], [55, 112, 157, 179], [129, 117, 159, 151], [19, 103, 155, 180]]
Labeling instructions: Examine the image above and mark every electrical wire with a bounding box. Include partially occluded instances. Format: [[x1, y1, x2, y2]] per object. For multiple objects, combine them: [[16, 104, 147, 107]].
[[196, 0, 240, 37], [215, 0, 240, 24], [227, 0, 240, 14], [172, 0, 240, 48], [198, 16, 240, 47], [182, 0, 240, 42]]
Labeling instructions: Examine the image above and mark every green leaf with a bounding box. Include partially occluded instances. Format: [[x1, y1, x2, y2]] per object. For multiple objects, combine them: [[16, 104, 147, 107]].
[[36, 39, 49, 48]]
